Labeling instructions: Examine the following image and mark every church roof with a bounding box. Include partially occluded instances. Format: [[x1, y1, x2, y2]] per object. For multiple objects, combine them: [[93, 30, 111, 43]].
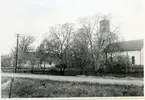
[[104, 39, 144, 52]]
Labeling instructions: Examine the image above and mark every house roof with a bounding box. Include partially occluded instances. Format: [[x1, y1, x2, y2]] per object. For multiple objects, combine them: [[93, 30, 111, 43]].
[[25, 52, 40, 56], [104, 39, 144, 52], [26, 52, 54, 61], [26, 52, 47, 59]]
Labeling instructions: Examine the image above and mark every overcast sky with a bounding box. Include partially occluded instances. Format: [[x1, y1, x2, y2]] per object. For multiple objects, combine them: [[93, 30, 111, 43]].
[[0, 0, 145, 55]]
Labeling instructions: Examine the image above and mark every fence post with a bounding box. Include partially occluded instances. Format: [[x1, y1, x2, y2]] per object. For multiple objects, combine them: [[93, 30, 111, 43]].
[[9, 78, 14, 98]]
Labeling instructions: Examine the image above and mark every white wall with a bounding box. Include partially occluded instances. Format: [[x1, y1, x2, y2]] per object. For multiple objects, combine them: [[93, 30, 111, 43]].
[[141, 47, 144, 65], [114, 48, 144, 65], [127, 51, 141, 65], [41, 62, 55, 68]]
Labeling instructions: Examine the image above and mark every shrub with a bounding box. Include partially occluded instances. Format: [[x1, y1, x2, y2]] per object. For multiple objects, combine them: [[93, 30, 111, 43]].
[[48, 67, 59, 72], [1, 55, 12, 67], [111, 55, 131, 73], [132, 65, 143, 72]]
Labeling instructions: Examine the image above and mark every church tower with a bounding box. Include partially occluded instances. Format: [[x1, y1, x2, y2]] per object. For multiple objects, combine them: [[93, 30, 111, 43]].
[[100, 19, 110, 32]]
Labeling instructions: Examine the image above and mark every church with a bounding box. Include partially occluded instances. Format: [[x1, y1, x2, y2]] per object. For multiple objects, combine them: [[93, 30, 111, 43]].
[[105, 39, 144, 65], [100, 19, 144, 66]]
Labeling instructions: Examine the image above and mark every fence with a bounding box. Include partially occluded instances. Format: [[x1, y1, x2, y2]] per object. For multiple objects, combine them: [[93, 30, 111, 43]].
[[1, 66, 144, 77]]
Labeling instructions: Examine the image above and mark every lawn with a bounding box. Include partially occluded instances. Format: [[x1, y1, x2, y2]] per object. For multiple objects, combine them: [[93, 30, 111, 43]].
[[1, 77, 12, 84], [1, 77, 144, 98]]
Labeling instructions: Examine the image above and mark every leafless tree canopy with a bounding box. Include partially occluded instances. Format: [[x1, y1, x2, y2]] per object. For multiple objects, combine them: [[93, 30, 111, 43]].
[[19, 35, 35, 52], [37, 15, 121, 73], [78, 15, 120, 71], [10, 14, 121, 74]]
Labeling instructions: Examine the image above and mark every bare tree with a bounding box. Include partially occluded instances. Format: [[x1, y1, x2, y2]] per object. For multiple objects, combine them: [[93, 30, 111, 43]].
[[1, 54, 12, 67], [11, 35, 36, 71], [19, 35, 35, 52], [36, 46, 48, 74], [40, 23, 75, 75], [71, 28, 90, 74], [79, 15, 120, 73]]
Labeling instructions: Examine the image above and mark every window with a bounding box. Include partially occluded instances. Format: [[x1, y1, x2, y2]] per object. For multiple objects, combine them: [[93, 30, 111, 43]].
[[132, 56, 135, 64]]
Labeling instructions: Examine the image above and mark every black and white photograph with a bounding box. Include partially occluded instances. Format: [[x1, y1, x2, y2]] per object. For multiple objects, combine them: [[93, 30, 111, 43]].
[[0, 0, 144, 98]]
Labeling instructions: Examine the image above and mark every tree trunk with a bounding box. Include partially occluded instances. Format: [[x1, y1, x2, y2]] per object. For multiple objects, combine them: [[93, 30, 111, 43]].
[[43, 63, 46, 74], [60, 64, 67, 75], [31, 64, 34, 73], [60, 68, 63, 75], [80, 65, 83, 75], [62, 67, 66, 75], [60, 68, 65, 75], [39, 64, 44, 74]]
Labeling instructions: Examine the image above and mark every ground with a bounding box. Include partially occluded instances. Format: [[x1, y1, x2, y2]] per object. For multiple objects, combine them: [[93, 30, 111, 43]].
[[1, 72, 144, 98], [1, 72, 143, 86], [1, 77, 144, 97], [1, 77, 11, 84]]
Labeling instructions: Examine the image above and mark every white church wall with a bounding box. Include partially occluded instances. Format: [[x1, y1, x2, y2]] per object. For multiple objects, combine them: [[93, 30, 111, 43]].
[[114, 49, 144, 65], [127, 51, 141, 65], [141, 47, 144, 65]]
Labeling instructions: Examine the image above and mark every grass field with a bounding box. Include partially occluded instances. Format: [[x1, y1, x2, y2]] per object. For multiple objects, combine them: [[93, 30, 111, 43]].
[[1, 77, 12, 84], [1, 77, 144, 98]]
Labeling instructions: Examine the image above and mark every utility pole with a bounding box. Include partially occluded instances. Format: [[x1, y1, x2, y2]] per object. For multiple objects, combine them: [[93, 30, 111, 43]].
[[9, 34, 20, 98], [15, 34, 20, 73]]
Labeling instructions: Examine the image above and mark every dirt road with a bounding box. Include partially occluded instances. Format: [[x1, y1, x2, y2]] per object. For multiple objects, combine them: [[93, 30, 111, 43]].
[[1, 72, 143, 86]]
